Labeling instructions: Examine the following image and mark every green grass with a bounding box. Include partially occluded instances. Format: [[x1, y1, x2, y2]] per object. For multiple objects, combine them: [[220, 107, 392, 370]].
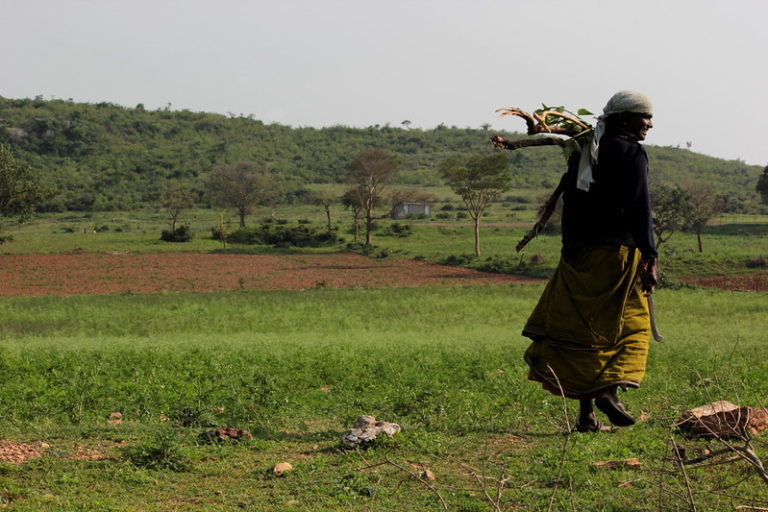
[[0, 285, 767, 510]]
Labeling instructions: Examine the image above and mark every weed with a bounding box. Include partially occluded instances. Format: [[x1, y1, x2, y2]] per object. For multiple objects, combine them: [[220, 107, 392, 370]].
[[122, 427, 190, 472]]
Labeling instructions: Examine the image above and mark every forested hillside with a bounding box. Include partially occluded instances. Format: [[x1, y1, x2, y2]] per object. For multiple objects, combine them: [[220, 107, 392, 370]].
[[0, 96, 762, 212]]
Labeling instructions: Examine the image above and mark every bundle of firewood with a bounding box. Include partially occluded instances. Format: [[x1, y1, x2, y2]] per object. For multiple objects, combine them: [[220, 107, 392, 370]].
[[490, 105, 594, 252]]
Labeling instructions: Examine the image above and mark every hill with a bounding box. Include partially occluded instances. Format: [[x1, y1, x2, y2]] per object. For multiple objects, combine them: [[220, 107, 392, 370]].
[[0, 96, 762, 212]]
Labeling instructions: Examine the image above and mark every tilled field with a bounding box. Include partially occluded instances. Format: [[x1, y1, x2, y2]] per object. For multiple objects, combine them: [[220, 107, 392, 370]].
[[0, 252, 542, 296]]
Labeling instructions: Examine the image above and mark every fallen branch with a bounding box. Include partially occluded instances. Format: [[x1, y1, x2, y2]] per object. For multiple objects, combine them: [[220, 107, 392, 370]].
[[671, 437, 698, 512], [356, 456, 448, 512]]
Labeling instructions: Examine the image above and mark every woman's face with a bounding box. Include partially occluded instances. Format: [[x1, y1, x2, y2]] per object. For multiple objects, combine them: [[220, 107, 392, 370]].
[[624, 113, 653, 141]]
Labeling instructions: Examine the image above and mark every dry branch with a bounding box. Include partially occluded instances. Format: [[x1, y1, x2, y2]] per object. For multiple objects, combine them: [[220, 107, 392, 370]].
[[356, 457, 448, 511]]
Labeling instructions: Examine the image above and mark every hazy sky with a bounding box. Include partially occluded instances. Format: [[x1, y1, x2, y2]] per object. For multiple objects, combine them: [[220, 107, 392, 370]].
[[2, 0, 767, 166]]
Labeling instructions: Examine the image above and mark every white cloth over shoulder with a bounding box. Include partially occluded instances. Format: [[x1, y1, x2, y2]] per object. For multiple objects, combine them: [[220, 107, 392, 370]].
[[576, 91, 653, 191]]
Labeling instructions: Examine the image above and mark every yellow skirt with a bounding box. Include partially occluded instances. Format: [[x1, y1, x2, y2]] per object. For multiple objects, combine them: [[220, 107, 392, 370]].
[[522, 245, 650, 399]]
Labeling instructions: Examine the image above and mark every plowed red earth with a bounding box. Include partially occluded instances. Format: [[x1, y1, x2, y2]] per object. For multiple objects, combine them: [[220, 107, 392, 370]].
[[681, 273, 768, 292], [0, 253, 542, 297]]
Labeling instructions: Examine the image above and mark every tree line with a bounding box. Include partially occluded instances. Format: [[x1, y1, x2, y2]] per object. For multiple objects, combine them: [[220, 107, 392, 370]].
[[1, 96, 764, 215]]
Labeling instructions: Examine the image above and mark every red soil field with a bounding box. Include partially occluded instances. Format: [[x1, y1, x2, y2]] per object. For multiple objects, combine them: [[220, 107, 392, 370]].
[[0, 253, 542, 297], [681, 273, 768, 293]]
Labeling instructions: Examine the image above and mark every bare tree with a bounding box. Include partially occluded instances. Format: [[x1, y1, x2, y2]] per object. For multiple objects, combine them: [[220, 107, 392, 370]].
[[311, 191, 335, 232], [341, 188, 363, 243], [683, 180, 722, 253], [206, 161, 278, 227], [439, 153, 511, 257], [161, 181, 193, 231], [346, 148, 399, 246]]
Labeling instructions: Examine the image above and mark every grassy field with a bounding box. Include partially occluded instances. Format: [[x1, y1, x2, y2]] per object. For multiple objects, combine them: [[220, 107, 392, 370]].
[[0, 285, 767, 510], [1, 204, 768, 510]]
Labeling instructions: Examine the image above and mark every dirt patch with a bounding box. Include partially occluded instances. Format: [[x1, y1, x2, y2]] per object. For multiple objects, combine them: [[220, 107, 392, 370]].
[[681, 272, 768, 292], [0, 253, 542, 296], [0, 440, 49, 464]]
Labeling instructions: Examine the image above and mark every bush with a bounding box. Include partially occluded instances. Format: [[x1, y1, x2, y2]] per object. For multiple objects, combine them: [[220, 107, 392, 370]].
[[224, 224, 339, 247], [123, 428, 190, 472], [383, 222, 412, 238], [439, 254, 476, 266], [160, 225, 193, 242]]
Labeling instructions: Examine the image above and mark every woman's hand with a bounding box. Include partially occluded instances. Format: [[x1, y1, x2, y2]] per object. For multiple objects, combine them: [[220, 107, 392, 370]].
[[640, 257, 659, 295]]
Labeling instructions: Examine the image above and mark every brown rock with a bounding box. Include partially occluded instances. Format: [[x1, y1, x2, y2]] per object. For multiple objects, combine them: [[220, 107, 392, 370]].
[[108, 412, 123, 419], [273, 462, 293, 475]]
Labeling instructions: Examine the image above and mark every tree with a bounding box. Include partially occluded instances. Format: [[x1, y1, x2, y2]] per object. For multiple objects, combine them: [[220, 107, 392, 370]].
[[650, 184, 691, 249], [346, 148, 399, 246], [341, 188, 363, 243], [757, 165, 768, 205], [206, 161, 278, 227], [440, 153, 511, 256], [683, 180, 722, 253], [311, 191, 335, 232], [161, 181, 193, 231], [0, 144, 49, 235]]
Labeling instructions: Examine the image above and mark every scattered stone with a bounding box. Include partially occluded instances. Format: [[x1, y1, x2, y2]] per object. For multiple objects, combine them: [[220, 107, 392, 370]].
[[273, 462, 293, 475], [677, 401, 768, 438], [198, 428, 253, 443], [341, 415, 401, 448], [593, 458, 642, 470]]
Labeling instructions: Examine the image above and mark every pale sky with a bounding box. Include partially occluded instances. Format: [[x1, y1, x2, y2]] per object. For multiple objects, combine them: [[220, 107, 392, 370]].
[[2, 0, 767, 166]]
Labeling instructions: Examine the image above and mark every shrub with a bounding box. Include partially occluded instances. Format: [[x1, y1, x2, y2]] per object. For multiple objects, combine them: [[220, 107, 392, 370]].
[[225, 227, 261, 244], [123, 428, 190, 472], [383, 222, 412, 238], [160, 225, 193, 242], [439, 254, 476, 266], [223, 224, 339, 247]]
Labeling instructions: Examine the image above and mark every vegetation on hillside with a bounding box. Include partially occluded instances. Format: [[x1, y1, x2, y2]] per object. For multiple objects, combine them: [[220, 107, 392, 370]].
[[0, 95, 764, 214]]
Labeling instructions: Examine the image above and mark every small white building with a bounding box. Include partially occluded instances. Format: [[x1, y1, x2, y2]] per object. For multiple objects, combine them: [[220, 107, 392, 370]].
[[392, 202, 431, 219]]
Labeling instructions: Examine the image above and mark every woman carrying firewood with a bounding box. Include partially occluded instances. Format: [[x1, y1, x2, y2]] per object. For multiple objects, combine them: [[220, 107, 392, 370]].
[[519, 91, 659, 432]]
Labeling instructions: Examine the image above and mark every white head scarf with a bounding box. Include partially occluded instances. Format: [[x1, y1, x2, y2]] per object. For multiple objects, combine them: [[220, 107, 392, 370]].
[[576, 90, 653, 191]]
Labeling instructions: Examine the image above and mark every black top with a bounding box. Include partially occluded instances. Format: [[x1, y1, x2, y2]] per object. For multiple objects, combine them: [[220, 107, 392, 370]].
[[560, 130, 657, 259]]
